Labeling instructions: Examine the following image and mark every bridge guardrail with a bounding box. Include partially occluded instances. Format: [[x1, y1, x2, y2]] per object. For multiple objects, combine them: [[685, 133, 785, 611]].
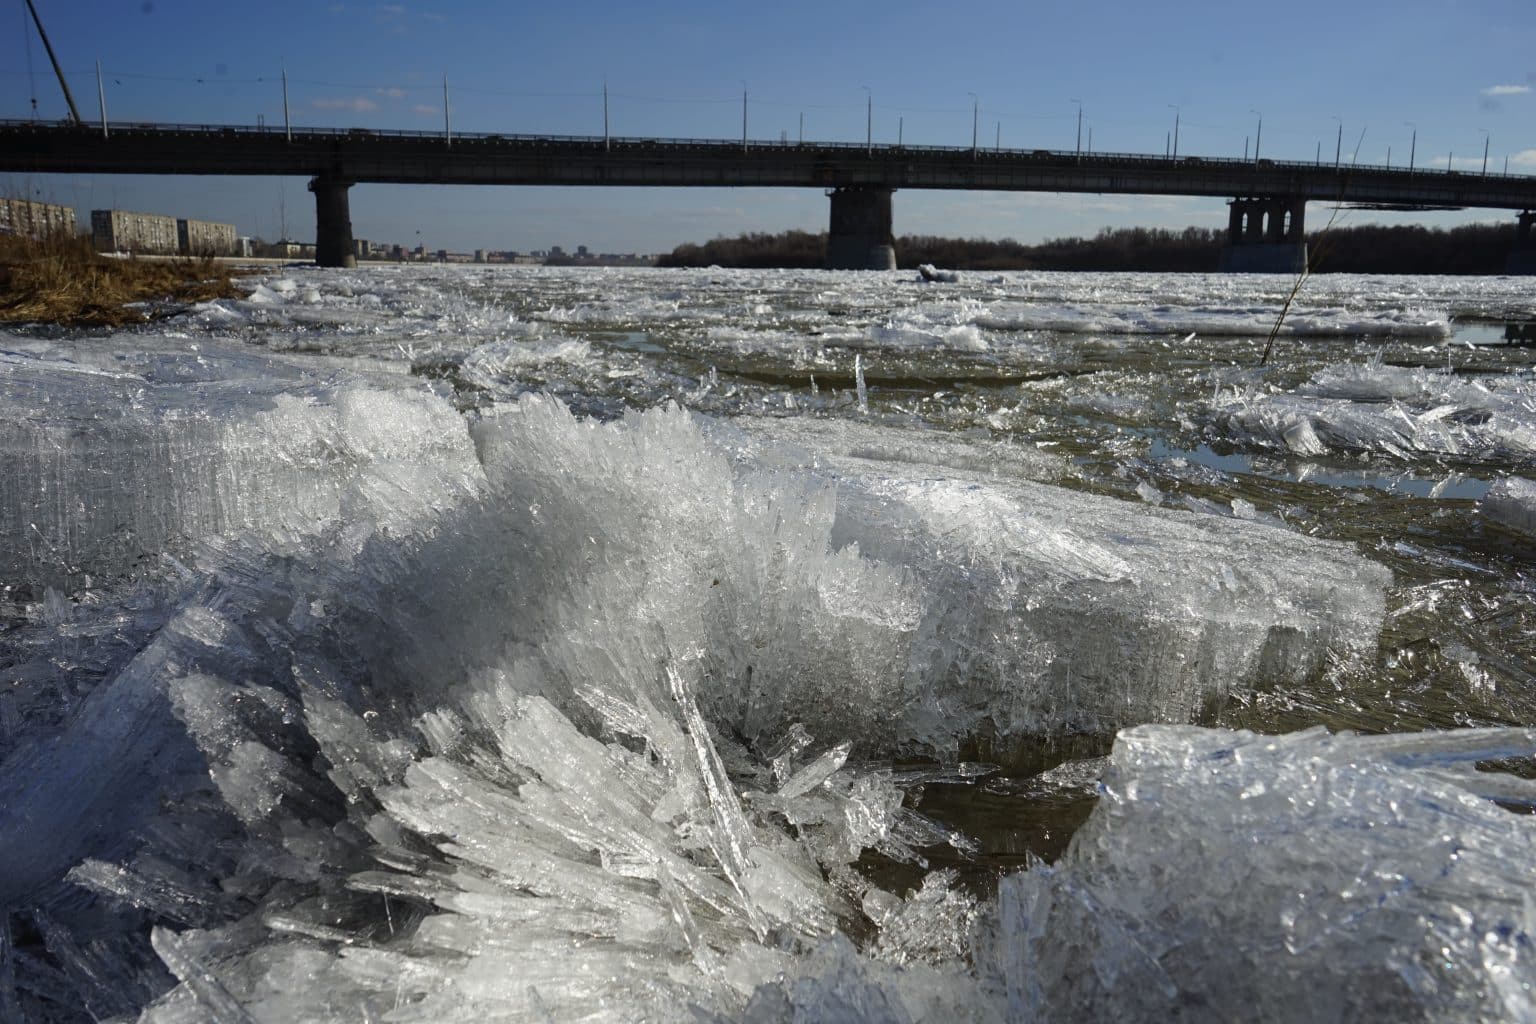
[[0, 118, 1529, 184]]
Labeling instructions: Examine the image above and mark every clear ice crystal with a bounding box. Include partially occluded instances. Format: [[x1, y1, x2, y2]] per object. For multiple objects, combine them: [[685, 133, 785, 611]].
[[1483, 476, 1536, 537], [977, 724, 1536, 1022], [0, 351, 483, 589]]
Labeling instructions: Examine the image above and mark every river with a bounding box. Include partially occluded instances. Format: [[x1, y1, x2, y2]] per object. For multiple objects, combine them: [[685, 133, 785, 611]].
[[3, 264, 1535, 1020]]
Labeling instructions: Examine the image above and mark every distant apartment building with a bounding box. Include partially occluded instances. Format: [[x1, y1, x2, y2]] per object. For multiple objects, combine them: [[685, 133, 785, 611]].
[[0, 198, 76, 240], [92, 209, 179, 255], [91, 209, 238, 256], [176, 217, 237, 257], [265, 240, 316, 260]]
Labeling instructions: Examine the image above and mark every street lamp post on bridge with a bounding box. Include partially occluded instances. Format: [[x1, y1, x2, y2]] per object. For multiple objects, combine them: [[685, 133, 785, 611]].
[[968, 93, 978, 158], [863, 86, 871, 156]]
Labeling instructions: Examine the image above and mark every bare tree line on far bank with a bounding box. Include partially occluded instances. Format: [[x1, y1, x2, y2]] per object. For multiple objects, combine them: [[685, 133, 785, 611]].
[[656, 222, 1520, 274]]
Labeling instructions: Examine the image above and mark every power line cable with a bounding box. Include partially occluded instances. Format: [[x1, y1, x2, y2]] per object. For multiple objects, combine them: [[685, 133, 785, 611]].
[[22, 0, 37, 117]]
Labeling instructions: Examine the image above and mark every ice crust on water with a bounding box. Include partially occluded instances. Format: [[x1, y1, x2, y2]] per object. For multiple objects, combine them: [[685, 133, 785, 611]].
[[982, 724, 1536, 1022], [0, 389, 969, 1017], [1208, 360, 1536, 462], [0, 349, 484, 588], [970, 301, 1449, 338], [1483, 477, 1536, 537]]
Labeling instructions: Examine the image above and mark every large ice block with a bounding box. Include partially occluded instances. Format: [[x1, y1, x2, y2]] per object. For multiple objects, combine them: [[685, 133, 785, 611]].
[[0, 350, 484, 589], [1483, 477, 1536, 538], [716, 413, 1391, 743], [979, 724, 1536, 1021]]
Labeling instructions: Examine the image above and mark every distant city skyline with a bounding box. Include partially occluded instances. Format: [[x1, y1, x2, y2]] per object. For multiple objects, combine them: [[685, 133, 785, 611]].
[[3, 0, 1533, 253]]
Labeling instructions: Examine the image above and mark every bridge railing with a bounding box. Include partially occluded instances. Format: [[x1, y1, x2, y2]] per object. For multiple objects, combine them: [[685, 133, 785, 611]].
[[1, 118, 1529, 182]]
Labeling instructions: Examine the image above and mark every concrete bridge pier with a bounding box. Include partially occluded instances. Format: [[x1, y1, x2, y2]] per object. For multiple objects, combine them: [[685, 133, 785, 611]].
[[1218, 196, 1308, 273], [1506, 211, 1536, 274], [309, 176, 357, 268], [826, 186, 897, 270]]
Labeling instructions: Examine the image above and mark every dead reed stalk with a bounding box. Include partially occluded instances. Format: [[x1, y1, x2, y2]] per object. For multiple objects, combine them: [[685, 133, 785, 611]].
[[0, 233, 244, 327]]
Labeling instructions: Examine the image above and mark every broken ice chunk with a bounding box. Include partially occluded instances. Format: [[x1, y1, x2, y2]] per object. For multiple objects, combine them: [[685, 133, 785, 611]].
[[0, 351, 484, 588], [980, 724, 1536, 1021], [1482, 477, 1536, 538], [1207, 361, 1536, 463], [727, 414, 1390, 742]]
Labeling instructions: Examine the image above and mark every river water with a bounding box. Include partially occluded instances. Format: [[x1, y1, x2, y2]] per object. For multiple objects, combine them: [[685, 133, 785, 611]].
[[3, 265, 1536, 1020]]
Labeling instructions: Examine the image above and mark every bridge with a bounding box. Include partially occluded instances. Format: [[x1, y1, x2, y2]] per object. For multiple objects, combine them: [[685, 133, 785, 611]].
[[5, 119, 1536, 272]]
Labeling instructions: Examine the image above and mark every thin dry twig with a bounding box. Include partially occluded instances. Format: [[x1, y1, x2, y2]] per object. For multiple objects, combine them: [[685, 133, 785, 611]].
[[1258, 202, 1346, 367]]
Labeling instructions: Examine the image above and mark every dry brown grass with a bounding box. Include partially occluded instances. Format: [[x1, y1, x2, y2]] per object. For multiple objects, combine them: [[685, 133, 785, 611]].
[[0, 233, 246, 327]]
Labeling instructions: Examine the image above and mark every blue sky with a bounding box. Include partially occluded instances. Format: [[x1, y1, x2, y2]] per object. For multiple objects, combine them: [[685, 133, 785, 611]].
[[3, 0, 1534, 253]]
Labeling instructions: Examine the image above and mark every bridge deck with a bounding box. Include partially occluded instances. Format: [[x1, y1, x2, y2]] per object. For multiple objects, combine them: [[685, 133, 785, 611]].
[[4, 120, 1535, 211]]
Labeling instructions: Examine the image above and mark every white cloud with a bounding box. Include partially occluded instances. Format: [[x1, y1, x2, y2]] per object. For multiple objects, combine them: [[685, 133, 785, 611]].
[[1481, 84, 1531, 96], [410, 103, 438, 116], [1508, 148, 1536, 169], [311, 96, 379, 113], [376, 87, 406, 99]]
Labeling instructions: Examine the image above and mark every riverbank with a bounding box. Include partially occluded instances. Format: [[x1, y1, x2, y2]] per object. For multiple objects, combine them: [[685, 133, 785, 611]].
[[658, 222, 1520, 273], [0, 235, 246, 327]]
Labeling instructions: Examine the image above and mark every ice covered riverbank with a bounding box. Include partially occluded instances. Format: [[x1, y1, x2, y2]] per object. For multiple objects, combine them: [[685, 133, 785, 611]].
[[4, 265, 1536, 1020]]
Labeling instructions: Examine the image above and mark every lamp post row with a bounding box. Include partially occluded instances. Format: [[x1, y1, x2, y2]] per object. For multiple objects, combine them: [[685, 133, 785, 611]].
[[74, 69, 1512, 175]]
